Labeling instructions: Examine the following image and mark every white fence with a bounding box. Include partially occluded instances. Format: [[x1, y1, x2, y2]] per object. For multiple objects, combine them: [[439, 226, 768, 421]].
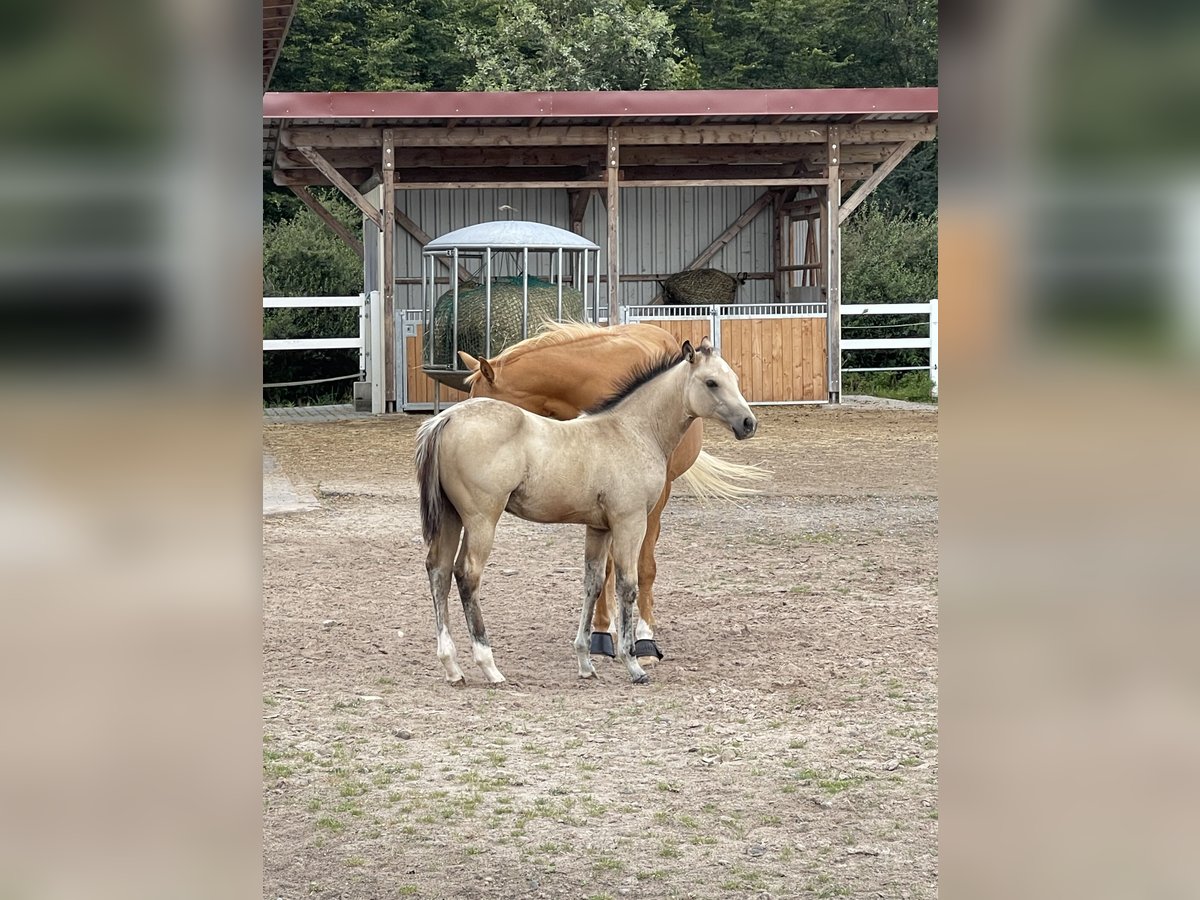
[[262, 292, 384, 412], [841, 299, 939, 398]]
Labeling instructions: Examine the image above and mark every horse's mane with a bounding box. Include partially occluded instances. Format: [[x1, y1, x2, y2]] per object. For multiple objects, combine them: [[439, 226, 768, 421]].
[[464, 321, 609, 385], [585, 350, 684, 415]]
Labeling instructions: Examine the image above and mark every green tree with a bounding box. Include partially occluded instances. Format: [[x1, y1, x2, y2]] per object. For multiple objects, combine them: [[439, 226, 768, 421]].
[[458, 0, 697, 91], [273, 0, 498, 92]]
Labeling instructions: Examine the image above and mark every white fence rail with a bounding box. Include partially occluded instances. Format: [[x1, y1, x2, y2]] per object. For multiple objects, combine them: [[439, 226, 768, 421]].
[[262, 292, 384, 413], [841, 298, 938, 397]]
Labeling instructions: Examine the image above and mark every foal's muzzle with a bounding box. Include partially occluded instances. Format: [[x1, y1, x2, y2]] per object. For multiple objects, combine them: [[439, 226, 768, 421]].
[[734, 414, 758, 441]]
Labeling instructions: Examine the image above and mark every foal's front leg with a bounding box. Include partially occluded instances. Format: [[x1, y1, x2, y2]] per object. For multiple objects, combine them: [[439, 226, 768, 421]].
[[611, 519, 650, 684], [574, 527, 611, 678]]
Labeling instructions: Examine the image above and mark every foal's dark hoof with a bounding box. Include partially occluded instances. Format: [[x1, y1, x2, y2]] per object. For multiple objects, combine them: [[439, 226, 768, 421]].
[[634, 639, 664, 660], [633, 673, 651, 685], [590, 632, 615, 657]]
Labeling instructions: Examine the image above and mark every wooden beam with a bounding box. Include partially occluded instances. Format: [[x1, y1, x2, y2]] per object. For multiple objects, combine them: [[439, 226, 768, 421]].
[[393, 181, 601, 190], [288, 186, 364, 260], [293, 145, 381, 227], [688, 190, 776, 270], [381, 131, 396, 410], [826, 127, 842, 402], [606, 128, 620, 324], [280, 122, 936, 150], [392, 205, 474, 284], [838, 139, 919, 225], [622, 177, 828, 187], [273, 167, 374, 187]]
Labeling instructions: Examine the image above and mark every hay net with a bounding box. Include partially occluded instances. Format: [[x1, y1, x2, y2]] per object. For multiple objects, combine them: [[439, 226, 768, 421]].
[[661, 268, 739, 305], [426, 276, 585, 367]]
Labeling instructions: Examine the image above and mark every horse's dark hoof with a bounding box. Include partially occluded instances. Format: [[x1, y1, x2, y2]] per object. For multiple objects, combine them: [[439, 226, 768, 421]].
[[634, 639, 664, 660], [633, 673, 651, 685], [590, 632, 615, 657]]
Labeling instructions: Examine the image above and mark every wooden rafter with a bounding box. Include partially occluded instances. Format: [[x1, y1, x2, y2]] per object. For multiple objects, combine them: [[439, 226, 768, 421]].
[[288, 186, 364, 260], [838, 140, 919, 225], [293, 145, 381, 227]]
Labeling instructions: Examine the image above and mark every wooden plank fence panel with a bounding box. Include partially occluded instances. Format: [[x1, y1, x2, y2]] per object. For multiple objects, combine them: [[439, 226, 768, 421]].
[[406, 326, 468, 406]]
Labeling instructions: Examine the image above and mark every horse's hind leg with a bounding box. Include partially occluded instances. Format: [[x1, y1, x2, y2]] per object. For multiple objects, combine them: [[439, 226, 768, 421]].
[[454, 512, 506, 684], [574, 527, 611, 678], [427, 507, 466, 684]]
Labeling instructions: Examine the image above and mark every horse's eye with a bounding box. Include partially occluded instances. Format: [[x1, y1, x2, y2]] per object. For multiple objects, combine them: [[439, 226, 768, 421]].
[[705, 379, 718, 389]]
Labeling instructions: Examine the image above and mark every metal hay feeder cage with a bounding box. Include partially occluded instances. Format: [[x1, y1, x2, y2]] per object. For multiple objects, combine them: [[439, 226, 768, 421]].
[[421, 220, 602, 393]]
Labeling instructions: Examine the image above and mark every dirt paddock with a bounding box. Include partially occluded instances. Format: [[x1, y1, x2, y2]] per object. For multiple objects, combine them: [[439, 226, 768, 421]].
[[263, 403, 938, 899]]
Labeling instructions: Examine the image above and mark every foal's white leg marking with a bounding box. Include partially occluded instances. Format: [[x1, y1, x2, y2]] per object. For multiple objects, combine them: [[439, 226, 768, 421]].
[[635, 619, 654, 641], [437, 627, 465, 683], [472, 641, 506, 683]]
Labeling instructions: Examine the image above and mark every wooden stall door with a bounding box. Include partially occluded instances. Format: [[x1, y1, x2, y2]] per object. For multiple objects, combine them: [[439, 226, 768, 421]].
[[405, 324, 469, 407], [718, 317, 827, 402]]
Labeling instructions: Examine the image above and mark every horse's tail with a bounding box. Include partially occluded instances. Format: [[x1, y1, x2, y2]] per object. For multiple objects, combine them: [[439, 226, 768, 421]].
[[677, 450, 769, 501], [415, 412, 453, 544]]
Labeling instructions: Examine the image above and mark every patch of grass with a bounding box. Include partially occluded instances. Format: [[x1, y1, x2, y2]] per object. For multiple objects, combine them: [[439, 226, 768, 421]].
[[264, 762, 294, 778], [345, 856, 366, 867], [842, 370, 936, 404], [789, 584, 812, 594], [306, 798, 322, 812], [397, 886, 418, 896], [636, 870, 669, 882], [591, 856, 625, 873], [339, 781, 368, 798], [659, 840, 682, 859], [794, 768, 868, 795], [655, 781, 681, 793], [314, 816, 344, 832]]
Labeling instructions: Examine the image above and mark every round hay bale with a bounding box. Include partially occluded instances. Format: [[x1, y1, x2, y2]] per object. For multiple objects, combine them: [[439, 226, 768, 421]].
[[427, 276, 584, 366], [661, 268, 739, 305]]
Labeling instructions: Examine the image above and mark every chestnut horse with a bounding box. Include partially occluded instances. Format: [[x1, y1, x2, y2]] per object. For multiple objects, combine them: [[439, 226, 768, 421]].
[[457, 322, 764, 659], [418, 338, 757, 684]]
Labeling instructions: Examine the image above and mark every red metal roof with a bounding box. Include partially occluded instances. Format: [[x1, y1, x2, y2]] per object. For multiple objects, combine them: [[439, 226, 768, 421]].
[[263, 88, 937, 121]]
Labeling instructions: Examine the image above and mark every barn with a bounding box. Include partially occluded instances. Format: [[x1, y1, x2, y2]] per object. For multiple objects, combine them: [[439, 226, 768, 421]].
[[263, 89, 937, 412]]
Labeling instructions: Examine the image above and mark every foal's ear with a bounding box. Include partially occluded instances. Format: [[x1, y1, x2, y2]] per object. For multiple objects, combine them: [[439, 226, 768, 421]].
[[457, 351, 480, 371], [699, 336, 714, 354], [681, 340, 696, 364]]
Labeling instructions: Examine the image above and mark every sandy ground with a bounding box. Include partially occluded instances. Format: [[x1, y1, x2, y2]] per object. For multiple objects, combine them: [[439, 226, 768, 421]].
[[263, 404, 938, 899]]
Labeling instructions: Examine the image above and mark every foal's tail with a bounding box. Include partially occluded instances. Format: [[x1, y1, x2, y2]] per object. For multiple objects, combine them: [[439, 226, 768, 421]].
[[415, 412, 453, 544], [678, 450, 769, 501]]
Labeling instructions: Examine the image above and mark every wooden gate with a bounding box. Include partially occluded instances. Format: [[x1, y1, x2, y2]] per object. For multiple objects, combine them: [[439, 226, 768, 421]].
[[622, 303, 829, 404]]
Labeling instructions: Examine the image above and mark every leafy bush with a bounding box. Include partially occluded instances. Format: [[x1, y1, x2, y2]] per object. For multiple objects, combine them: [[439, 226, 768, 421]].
[[840, 204, 937, 392], [262, 194, 364, 406]]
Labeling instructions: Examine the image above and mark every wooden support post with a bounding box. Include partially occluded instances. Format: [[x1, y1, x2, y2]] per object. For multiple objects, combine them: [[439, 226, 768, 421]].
[[288, 186, 364, 260], [606, 128, 619, 325], [838, 139, 919, 225], [568, 189, 591, 235], [294, 145, 381, 228], [826, 127, 842, 403], [381, 130, 397, 411], [772, 191, 784, 301]]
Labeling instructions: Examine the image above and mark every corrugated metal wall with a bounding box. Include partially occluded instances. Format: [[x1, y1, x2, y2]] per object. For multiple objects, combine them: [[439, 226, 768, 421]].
[[383, 186, 801, 311]]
